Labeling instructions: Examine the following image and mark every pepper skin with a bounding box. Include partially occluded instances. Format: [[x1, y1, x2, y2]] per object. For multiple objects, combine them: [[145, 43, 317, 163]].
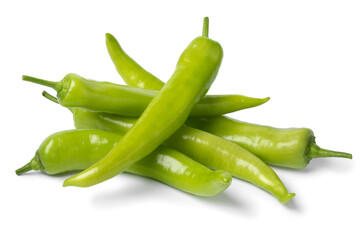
[[63, 17, 223, 187], [103, 23, 294, 202], [105, 25, 351, 169], [22, 75, 268, 117], [105, 32, 165, 91], [16, 130, 232, 197], [106, 32, 270, 112], [66, 107, 294, 203], [187, 116, 352, 169]]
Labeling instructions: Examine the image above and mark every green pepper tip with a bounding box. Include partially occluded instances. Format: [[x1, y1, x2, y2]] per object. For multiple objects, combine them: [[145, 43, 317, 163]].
[[280, 193, 295, 204], [217, 170, 232, 184], [105, 33, 113, 39], [62, 180, 70, 187], [63, 176, 81, 187], [257, 97, 270, 105]]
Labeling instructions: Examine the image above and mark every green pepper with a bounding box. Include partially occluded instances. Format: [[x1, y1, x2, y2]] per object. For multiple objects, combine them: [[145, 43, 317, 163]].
[[105, 32, 172, 91], [22, 75, 268, 117], [106, 25, 352, 169], [70, 109, 294, 203], [42, 92, 294, 204], [62, 17, 223, 187], [16, 129, 232, 197], [187, 116, 352, 169]]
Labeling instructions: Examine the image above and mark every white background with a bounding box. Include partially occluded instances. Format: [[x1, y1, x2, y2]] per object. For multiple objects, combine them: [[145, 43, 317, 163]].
[[1, 0, 359, 239]]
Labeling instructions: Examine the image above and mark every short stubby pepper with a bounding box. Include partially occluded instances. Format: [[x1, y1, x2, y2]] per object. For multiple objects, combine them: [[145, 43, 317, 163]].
[[16, 130, 232, 197], [187, 116, 352, 168], [62, 17, 224, 187]]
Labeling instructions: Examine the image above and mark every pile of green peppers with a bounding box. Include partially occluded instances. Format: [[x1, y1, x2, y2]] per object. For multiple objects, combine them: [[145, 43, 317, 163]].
[[16, 17, 352, 204]]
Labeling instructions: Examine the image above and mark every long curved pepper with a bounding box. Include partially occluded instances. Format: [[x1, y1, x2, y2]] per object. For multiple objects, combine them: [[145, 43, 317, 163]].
[[105, 27, 269, 110], [105, 25, 352, 170], [42, 92, 295, 204], [16, 130, 232, 197], [187, 116, 352, 169], [63, 17, 223, 187], [71, 109, 295, 203]]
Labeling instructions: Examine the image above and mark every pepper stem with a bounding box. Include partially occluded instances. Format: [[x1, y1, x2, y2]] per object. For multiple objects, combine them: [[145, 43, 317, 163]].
[[15, 162, 33, 175], [42, 91, 59, 104], [308, 143, 352, 159], [42, 90, 75, 113], [202, 17, 209, 37], [22, 75, 61, 91]]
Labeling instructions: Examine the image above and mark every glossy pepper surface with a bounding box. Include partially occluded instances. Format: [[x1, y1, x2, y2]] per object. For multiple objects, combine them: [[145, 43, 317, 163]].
[[106, 26, 351, 170], [16, 130, 232, 196], [106, 32, 165, 91], [102, 24, 293, 202], [23, 73, 269, 117], [22, 76, 268, 117], [63, 106, 294, 203], [187, 116, 352, 168], [106, 29, 269, 114], [63, 17, 223, 187]]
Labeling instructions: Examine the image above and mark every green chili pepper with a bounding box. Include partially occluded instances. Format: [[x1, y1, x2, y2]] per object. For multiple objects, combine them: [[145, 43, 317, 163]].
[[16, 129, 232, 197], [23, 74, 159, 117], [71, 109, 294, 203], [22, 76, 268, 118], [62, 17, 223, 187], [187, 116, 352, 169], [105, 33, 165, 91], [22, 74, 268, 117], [42, 92, 294, 203], [106, 25, 352, 169]]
